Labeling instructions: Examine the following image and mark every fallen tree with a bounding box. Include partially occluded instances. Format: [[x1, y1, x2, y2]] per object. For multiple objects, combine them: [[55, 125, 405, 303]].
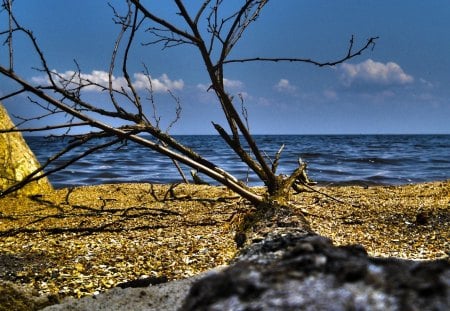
[[3, 4, 447, 309], [0, 0, 377, 212]]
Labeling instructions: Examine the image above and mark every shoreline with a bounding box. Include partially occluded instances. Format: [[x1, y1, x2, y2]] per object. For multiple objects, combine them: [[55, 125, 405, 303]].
[[27, 134, 450, 189], [0, 180, 448, 305]]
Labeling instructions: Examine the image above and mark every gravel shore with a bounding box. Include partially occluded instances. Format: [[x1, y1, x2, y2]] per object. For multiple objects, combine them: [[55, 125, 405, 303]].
[[0, 181, 448, 309]]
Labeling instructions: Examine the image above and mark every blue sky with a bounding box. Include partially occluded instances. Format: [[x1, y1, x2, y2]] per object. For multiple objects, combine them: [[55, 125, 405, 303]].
[[1, 0, 450, 134]]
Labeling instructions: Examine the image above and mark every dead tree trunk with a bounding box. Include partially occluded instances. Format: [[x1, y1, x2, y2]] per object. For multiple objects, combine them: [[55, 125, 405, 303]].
[[0, 0, 377, 208]]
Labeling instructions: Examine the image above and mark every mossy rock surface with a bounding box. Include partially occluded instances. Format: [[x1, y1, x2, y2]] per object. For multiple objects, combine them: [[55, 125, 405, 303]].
[[0, 102, 52, 196], [0, 281, 57, 311]]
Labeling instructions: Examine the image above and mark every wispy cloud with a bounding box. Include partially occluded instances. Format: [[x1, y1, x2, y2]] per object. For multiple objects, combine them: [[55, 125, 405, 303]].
[[323, 89, 338, 100], [197, 78, 244, 91], [419, 78, 434, 88], [274, 79, 297, 93], [223, 78, 244, 89], [132, 73, 184, 92], [339, 59, 413, 87], [197, 77, 246, 98], [31, 70, 184, 92]]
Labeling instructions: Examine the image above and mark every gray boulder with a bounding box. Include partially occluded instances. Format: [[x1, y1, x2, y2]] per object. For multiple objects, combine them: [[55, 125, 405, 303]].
[[182, 233, 449, 311]]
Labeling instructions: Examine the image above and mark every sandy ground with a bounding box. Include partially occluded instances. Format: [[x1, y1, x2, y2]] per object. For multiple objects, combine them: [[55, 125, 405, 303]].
[[0, 181, 448, 305]]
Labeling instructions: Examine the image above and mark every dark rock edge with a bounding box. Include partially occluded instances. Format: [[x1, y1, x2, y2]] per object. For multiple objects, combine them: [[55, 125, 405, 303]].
[[181, 233, 449, 310]]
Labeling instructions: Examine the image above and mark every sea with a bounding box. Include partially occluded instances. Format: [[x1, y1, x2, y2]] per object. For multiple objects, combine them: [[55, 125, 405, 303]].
[[25, 134, 450, 188]]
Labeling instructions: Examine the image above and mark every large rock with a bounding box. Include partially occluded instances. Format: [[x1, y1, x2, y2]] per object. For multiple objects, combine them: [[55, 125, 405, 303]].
[[182, 233, 449, 310], [0, 102, 52, 196]]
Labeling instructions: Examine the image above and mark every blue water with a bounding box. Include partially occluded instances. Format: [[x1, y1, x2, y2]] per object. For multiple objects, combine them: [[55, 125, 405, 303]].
[[25, 135, 450, 188]]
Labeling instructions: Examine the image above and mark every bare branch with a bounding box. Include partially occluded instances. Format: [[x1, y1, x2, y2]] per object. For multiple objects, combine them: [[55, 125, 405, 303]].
[[272, 144, 285, 174], [108, 1, 133, 115], [1, 134, 123, 196], [223, 36, 379, 67], [143, 27, 195, 49], [166, 89, 182, 133], [194, 0, 212, 25], [0, 88, 26, 101], [212, 121, 267, 182], [5, 0, 13, 70], [130, 0, 199, 44], [239, 93, 252, 184], [219, 0, 268, 62], [0, 122, 89, 133], [239, 93, 250, 131], [126, 15, 148, 121], [283, 157, 308, 191]]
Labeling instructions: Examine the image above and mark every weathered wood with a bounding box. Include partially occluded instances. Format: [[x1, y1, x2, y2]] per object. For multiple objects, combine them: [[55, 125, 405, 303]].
[[0, 102, 52, 196]]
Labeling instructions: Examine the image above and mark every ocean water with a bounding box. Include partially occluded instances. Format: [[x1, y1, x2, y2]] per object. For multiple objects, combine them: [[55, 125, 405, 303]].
[[25, 135, 450, 188]]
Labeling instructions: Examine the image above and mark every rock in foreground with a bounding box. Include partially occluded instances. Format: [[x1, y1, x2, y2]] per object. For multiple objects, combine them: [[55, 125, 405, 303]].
[[182, 233, 449, 311], [42, 275, 201, 311]]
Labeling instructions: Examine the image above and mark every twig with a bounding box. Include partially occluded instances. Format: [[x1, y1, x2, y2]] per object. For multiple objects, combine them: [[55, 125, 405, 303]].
[[296, 181, 362, 209]]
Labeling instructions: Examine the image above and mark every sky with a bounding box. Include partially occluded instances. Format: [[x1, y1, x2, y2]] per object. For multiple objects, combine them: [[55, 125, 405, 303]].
[[1, 0, 450, 135]]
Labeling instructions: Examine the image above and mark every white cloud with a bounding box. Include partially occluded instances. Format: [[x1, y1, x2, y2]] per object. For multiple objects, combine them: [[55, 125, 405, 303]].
[[132, 73, 184, 92], [223, 78, 244, 89], [339, 59, 414, 87], [237, 91, 250, 100], [256, 97, 273, 107], [30, 75, 50, 85], [419, 78, 434, 88], [196, 78, 244, 92], [274, 79, 297, 93], [31, 70, 184, 93], [196, 83, 209, 91]]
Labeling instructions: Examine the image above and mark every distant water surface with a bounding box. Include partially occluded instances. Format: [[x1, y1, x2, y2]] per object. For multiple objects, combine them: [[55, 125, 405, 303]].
[[26, 135, 450, 188]]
